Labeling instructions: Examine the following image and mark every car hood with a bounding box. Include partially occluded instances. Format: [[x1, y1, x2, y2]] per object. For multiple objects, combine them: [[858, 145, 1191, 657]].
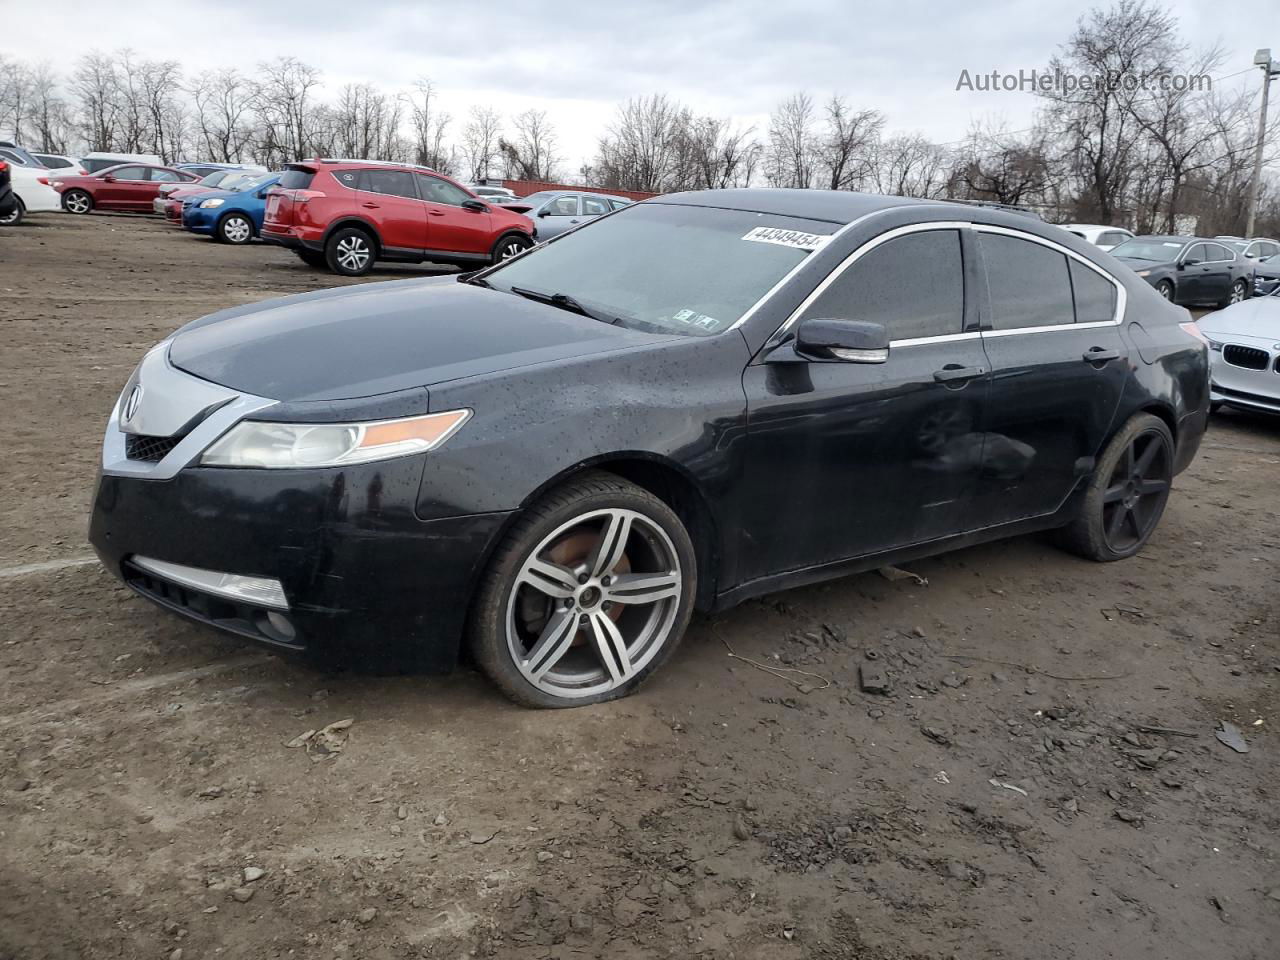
[[1197, 297, 1280, 339], [169, 277, 671, 402]]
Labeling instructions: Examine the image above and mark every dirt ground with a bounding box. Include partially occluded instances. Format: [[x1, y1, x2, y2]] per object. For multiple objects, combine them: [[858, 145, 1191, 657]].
[[1, 213, 1277, 960]]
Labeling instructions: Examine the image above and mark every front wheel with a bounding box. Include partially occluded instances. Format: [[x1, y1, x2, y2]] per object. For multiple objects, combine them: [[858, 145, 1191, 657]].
[[0, 197, 24, 226], [216, 212, 254, 245], [1221, 279, 1248, 308], [63, 190, 93, 215], [1056, 413, 1174, 561], [490, 233, 532, 264], [470, 472, 697, 708], [325, 227, 375, 276]]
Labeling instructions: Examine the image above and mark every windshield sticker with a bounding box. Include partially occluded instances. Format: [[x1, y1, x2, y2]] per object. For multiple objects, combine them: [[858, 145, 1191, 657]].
[[672, 309, 720, 330], [741, 226, 830, 251]]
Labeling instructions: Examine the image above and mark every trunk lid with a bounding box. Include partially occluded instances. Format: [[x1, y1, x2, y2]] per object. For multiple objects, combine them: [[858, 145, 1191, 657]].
[[264, 163, 319, 229]]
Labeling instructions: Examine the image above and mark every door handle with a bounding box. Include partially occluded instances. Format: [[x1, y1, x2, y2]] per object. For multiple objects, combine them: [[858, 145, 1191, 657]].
[[361, 202, 379, 209], [1082, 347, 1120, 363], [933, 365, 986, 383], [427, 210, 445, 216]]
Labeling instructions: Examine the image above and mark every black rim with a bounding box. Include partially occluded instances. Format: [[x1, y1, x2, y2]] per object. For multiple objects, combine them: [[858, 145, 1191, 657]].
[[1101, 430, 1171, 552]]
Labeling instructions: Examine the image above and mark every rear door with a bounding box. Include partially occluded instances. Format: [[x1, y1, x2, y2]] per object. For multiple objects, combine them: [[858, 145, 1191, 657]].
[[415, 173, 492, 256], [580, 194, 610, 225], [968, 228, 1127, 526], [355, 168, 427, 254], [1200, 242, 1235, 300]]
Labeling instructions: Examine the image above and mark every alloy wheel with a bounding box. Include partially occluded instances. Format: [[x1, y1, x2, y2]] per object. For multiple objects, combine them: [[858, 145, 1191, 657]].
[[1229, 281, 1246, 304], [336, 235, 370, 272], [0, 205, 19, 226], [222, 216, 252, 244], [65, 192, 90, 214], [505, 508, 683, 699], [499, 239, 526, 260], [1100, 429, 1171, 553], [1157, 282, 1173, 301]]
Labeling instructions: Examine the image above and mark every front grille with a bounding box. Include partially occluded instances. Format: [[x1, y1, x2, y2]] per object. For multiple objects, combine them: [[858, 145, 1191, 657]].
[[1223, 344, 1270, 370], [125, 434, 182, 462]]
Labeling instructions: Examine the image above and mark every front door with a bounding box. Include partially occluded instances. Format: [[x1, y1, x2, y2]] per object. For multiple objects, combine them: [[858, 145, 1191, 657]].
[[356, 168, 427, 253], [98, 166, 150, 209], [738, 226, 989, 581], [1177, 242, 1211, 302], [968, 228, 1128, 526], [416, 173, 493, 256]]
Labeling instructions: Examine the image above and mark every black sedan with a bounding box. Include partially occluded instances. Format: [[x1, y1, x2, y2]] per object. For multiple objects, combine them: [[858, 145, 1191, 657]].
[[90, 190, 1210, 708], [1111, 235, 1251, 308]]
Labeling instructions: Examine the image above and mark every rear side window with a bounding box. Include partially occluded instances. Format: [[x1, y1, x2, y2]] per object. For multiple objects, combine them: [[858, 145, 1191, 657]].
[[279, 168, 316, 190], [150, 169, 182, 183], [582, 196, 609, 215], [979, 233, 1074, 330], [803, 229, 965, 340], [110, 166, 148, 181], [1069, 260, 1117, 324], [609, 199, 630, 210], [1203, 242, 1233, 262], [358, 169, 417, 199], [417, 174, 471, 207]]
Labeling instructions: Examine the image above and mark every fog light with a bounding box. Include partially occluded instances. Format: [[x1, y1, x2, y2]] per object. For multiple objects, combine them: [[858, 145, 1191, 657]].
[[265, 610, 297, 641]]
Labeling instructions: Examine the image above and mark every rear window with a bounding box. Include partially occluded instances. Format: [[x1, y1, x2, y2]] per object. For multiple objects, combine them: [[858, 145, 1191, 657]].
[[1069, 260, 1117, 324], [278, 168, 315, 190]]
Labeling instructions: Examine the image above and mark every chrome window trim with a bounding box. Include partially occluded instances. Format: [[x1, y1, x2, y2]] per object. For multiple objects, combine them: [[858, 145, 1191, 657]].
[[890, 331, 982, 348], [760, 219, 972, 346]]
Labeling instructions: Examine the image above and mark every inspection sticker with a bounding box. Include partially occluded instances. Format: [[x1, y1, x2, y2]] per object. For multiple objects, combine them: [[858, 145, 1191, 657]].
[[741, 226, 830, 251]]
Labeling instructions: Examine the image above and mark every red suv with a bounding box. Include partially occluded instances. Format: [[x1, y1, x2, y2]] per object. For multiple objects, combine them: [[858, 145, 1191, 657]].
[[262, 160, 536, 276]]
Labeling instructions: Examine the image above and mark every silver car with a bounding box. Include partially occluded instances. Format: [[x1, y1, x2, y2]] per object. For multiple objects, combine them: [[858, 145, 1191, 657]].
[[1201, 287, 1280, 414], [502, 190, 633, 241]]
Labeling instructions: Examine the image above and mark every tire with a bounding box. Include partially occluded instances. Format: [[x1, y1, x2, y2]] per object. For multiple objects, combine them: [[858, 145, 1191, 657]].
[[294, 249, 327, 269], [1220, 279, 1248, 308], [1056, 413, 1174, 562], [63, 190, 93, 215], [469, 471, 697, 708], [490, 233, 532, 265], [216, 212, 254, 245], [325, 226, 376, 276], [0, 197, 24, 226], [1155, 279, 1175, 302]]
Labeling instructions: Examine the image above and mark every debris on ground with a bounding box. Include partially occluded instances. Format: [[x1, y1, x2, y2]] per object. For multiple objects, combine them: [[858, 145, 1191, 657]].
[[988, 779, 1028, 797], [285, 717, 355, 761], [878, 565, 928, 586], [859, 663, 891, 695], [1215, 721, 1250, 754]]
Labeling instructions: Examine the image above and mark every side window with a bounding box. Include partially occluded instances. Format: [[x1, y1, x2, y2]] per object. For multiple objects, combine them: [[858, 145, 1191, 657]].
[[0, 148, 23, 165], [802, 229, 965, 340], [979, 232, 1074, 330], [581, 196, 609, 216], [1069, 260, 1117, 324], [1183, 243, 1208, 263], [360, 169, 418, 200], [110, 166, 147, 181], [548, 195, 579, 216], [1204, 243, 1233, 262], [150, 168, 181, 183], [416, 174, 471, 207], [609, 199, 630, 211], [1259, 242, 1280, 258]]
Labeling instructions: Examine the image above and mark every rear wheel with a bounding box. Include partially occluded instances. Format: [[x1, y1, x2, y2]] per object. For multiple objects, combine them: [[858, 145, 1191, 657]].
[[63, 190, 93, 215], [470, 471, 696, 708], [325, 226, 375, 276], [216, 212, 254, 245], [490, 233, 532, 264], [0, 197, 24, 226], [1155, 279, 1175, 302], [1057, 413, 1174, 561], [1220, 278, 1248, 308]]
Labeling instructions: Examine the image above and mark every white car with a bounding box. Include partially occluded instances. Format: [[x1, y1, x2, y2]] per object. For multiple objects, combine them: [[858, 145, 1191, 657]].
[[0, 164, 62, 225], [1200, 288, 1280, 415], [1062, 223, 1134, 252], [32, 153, 85, 176], [81, 151, 164, 174]]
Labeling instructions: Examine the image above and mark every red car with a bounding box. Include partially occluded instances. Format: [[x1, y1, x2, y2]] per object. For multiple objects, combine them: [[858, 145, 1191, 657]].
[[262, 160, 535, 276], [51, 164, 200, 214]]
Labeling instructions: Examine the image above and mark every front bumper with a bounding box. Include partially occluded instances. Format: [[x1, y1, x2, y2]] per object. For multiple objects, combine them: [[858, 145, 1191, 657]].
[[182, 204, 216, 234], [1208, 340, 1280, 415], [90, 462, 511, 671]]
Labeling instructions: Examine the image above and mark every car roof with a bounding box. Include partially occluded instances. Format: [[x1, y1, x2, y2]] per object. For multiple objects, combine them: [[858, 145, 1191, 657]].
[[654, 188, 924, 225], [1131, 235, 1196, 244]]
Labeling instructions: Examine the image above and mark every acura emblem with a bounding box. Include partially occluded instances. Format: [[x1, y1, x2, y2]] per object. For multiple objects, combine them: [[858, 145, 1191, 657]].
[[122, 384, 143, 424]]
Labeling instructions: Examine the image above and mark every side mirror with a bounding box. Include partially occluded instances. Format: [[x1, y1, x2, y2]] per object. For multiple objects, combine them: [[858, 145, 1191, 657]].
[[1179, 259, 1198, 268], [795, 318, 890, 363], [257, 189, 269, 199], [102, 174, 116, 182], [538, 208, 551, 218], [461, 198, 487, 212]]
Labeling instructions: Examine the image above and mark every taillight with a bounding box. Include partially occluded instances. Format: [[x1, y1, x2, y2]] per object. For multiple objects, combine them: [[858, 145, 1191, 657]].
[[0, 160, 7, 173], [37, 176, 49, 185], [291, 189, 326, 203]]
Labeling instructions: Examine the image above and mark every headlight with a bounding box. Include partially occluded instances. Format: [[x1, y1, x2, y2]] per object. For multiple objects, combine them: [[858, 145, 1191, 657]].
[[199, 410, 471, 468], [1135, 269, 1151, 277], [199, 198, 225, 209], [1206, 337, 1223, 352]]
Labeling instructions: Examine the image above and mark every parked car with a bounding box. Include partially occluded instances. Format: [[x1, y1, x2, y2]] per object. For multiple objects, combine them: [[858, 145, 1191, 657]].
[[1110, 235, 1251, 307], [1, 163, 62, 225], [499, 190, 632, 240], [261, 159, 535, 275], [1220, 237, 1280, 262], [1253, 254, 1280, 296], [32, 153, 85, 175], [81, 152, 164, 174], [90, 188, 1209, 708], [0, 144, 47, 168], [51, 164, 201, 214], [182, 172, 282, 243], [173, 161, 266, 180], [467, 183, 517, 201], [155, 170, 260, 219], [0, 161, 15, 223], [1062, 223, 1134, 251], [1199, 286, 1280, 415]]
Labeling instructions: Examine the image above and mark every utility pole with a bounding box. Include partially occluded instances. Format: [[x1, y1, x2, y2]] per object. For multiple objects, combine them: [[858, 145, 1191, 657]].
[[1246, 49, 1279, 238]]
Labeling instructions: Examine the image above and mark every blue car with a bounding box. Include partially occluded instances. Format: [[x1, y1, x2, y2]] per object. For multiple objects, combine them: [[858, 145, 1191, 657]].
[[182, 173, 281, 244]]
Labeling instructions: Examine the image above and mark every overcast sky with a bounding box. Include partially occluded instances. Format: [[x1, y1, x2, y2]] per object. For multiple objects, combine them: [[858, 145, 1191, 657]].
[[3, 0, 1277, 170]]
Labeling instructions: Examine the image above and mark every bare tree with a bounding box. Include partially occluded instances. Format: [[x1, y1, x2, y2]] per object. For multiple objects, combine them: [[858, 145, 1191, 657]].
[[190, 68, 254, 162], [461, 105, 502, 181], [69, 52, 121, 152], [818, 96, 883, 191], [765, 92, 817, 188], [951, 120, 1056, 206], [403, 79, 453, 172], [873, 133, 949, 198], [500, 109, 560, 181], [252, 57, 322, 164], [0, 55, 34, 144]]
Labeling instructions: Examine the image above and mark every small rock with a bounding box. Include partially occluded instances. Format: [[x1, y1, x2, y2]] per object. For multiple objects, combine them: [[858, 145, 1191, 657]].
[[732, 816, 751, 841], [741, 796, 758, 811], [940, 674, 965, 689], [162, 919, 180, 936], [1215, 722, 1249, 754], [859, 664, 890, 695], [833, 825, 853, 842], [197, 786, 224, 800], [230, 886, 254, 903], [169, 950, 184, 960], [242, 867, 266, 884], [867, 708, 884, 719], [11, 778, 32, 792], [910, 626, 926, 638], [921, 725, 952, 746], [536, 851, 555, 863], [1114, 809, 1144, 825], [357, 907, 378, 925], [947, 861, 968, 881], [135, 812, 155, 824], [396, 805, 408, 820], [433, 813, 448, 826]]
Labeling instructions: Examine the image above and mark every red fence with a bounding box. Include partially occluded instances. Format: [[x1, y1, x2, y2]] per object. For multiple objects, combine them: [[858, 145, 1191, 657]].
[[500, 179, 659, 202]]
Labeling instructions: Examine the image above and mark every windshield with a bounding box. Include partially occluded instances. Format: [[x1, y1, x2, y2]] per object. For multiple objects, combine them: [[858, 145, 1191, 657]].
[[236, 174, 278, 193], [514, 191, 557, 205], [198, 171, 229, 186], [1222, 240, 1247, 253], [482, 203, 836, 336], [1110, 238, 1186, 262]]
